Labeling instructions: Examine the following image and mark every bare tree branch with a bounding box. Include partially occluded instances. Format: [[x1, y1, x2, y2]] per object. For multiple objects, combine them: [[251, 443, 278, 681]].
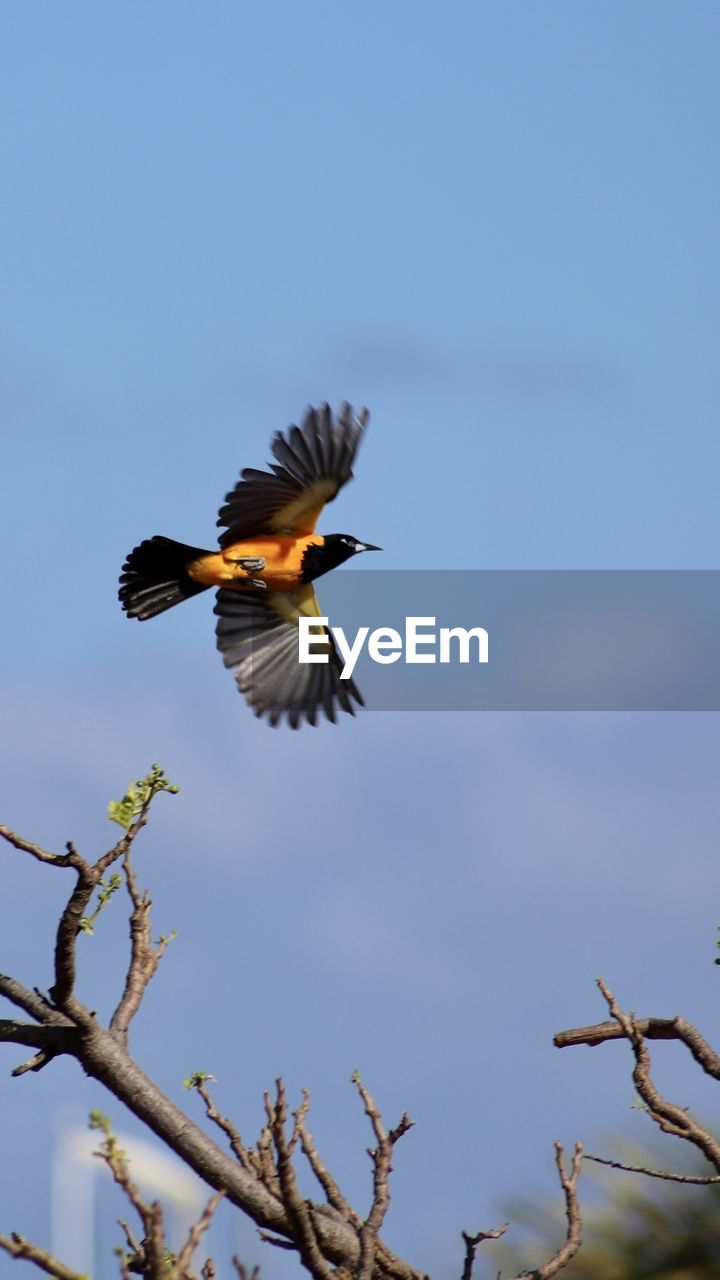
[[114, 1218, 142, 1280], [11, 1049, 55, 1077], [460, 1224, 508, 1280], [92, 1115, 176, 1280], [554, 1012, 720, 1080], [584, 1152, 720, 1184], [174, 1190, 225, 1277], [0, 1021, 75, 1053], [0, 1020, 77, 1076], [190, 1075, 254, 1175], [507, 1142, 583, 1280], [0, 1233, 84, 1280], [591, 978, 720, 1173], [269, 1079, 334, 1280], [109, 845, 168, 1044], [93, 1112, 160, 1234], [258, 1231, 299, 1251], [46, 780, 160, 1025], [292, 1087, 419, 1280], [0, 975, 70, 1027], [232, 1261, 261, 1280], [254, 1097, 281, 1199], [295, 1102, 360, 1227], [352, 1072, 413, 1280], [0, 826, 78, 868]]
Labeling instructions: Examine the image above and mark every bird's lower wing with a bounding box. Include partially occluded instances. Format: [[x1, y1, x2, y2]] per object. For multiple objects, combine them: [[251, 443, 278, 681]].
[[214, 583, 364, 728]]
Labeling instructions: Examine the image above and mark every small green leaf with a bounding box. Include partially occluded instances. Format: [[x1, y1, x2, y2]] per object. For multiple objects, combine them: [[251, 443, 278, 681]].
[[80, 874, 124, 936], [88, 1109, 112, 1134], [107, 765, 179, 829], [183, 1070, 216, 1090]]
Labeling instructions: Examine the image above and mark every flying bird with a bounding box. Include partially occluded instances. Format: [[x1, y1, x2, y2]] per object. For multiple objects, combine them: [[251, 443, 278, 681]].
[[119, 403, 379, 727]]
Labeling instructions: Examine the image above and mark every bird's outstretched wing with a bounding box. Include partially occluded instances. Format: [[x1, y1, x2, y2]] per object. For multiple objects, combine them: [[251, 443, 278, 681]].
[[214, 584, 363, 728], [217, 402, 369, 545]]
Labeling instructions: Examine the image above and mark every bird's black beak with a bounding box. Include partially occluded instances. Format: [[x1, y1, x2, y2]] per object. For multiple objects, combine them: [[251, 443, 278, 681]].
[[355, 543, 382, 553]]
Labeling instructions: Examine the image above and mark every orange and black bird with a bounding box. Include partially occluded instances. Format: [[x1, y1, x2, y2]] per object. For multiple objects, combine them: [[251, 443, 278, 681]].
[[119, 403, 379, 728]]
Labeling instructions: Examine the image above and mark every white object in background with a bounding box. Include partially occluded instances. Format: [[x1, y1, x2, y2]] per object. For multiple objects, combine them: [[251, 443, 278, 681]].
[[51, 1122, 208, 1276]]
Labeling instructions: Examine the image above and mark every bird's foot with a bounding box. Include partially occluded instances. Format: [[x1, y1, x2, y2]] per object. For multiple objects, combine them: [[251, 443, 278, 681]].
[[233, 557, 266, 572]]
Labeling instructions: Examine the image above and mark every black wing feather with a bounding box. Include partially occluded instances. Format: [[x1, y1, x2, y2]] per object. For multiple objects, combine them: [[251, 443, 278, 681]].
[[214, 587, 363, 728], [217, 402, 369, 544]]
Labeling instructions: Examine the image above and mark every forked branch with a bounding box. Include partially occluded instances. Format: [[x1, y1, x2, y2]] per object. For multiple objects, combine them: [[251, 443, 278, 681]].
[[556, 978, 720, 1180]]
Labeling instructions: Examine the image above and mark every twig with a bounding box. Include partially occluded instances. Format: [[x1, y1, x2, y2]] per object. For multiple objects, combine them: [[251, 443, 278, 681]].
[[116, 1218, 143, 1280], [507, 1142, 583, 1280], [0, 1232, 84, 1280], [145, 1201, 167, 1278], [460, 1224, 508, 1280], [0, 975, 71, 1027], [269, 1079, 334, 1280], [0, 1020, 77, 1076], [174, 1190, 225, 1276], [109, 846, 165, 1044], [50, 859, 111, 1022], [257, 1232, 298, 1251], [11, 1049, 55, 1076], [91, 1112, 173, 1279], [595, 978, 720, 1173], [255, 1100, 281, 1198], [289, 1088, 311, 1157], [233, 1261, 261, 1280], [93, 1115, 156, 1228], [352, 1072, 413, 1280], [117, 1218, 142, 1255], [50, 796, 157, 1025], [295, 1108, 360, 1226], [584, 1152, 720, 1183], [0, 826, 77, 868], [192, 1077, 253, 1174]]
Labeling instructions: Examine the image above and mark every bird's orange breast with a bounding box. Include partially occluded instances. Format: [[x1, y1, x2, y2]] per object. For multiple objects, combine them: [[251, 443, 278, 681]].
[[187, 535, 322, 591]]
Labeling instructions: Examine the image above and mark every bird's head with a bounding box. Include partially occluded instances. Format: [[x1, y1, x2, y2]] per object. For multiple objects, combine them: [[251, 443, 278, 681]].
[[301, 534, 382, 582], [333, 534, 382, 558]]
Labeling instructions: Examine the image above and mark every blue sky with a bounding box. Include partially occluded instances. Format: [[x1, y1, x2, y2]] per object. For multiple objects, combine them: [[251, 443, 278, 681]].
[[3, 4, 720, 1277]]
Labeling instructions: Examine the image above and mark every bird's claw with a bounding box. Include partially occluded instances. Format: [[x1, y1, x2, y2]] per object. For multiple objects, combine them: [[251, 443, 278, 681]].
[[233, 557, 266, 572]]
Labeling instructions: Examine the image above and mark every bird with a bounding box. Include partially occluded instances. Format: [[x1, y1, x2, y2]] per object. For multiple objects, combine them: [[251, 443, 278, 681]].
[[119, 402, 379, 728]]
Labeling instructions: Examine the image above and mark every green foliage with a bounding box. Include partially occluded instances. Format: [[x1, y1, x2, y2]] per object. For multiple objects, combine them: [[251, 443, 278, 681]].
[[88, 1109, 113, 1137], [183, 1071, 216, 1090], [88, 1111, 137, 1191], [107, 764, 179, 831], [88, 1109, 124, 1161], [79, 873, 123, 934]]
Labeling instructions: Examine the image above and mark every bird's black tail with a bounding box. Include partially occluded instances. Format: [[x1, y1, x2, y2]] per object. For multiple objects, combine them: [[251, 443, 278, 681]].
[[119, 536, 212, 620]]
